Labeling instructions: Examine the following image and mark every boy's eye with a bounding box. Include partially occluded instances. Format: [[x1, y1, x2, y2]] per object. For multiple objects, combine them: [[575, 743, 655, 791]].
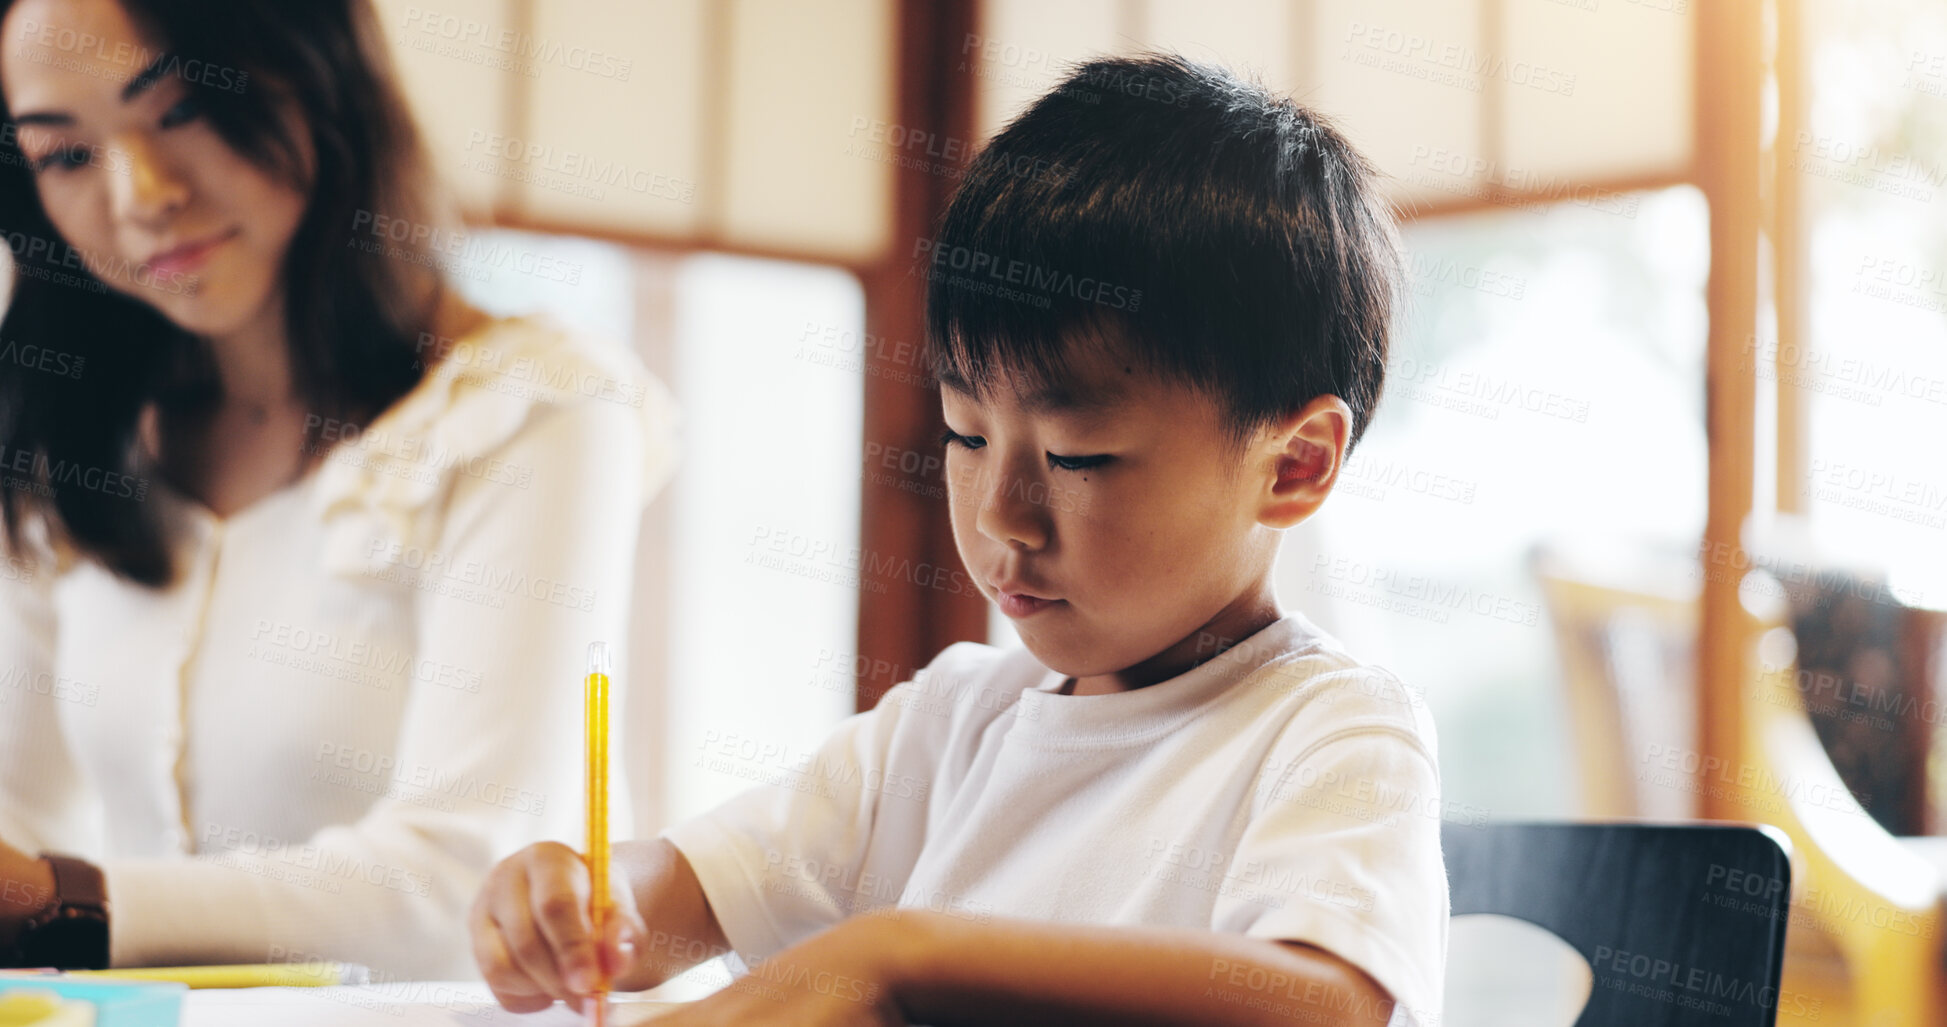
[[940, 428, 986, 450], [158, 96, 204, 129], [1047, 452, 1112, 472]]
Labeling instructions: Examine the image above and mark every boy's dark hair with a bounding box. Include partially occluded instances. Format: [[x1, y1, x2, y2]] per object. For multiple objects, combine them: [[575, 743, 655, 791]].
[[925, 53, 1401, 448]]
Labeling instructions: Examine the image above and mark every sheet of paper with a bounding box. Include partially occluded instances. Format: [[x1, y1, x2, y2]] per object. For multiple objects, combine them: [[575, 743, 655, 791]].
[[184, 982, 682, 1026]]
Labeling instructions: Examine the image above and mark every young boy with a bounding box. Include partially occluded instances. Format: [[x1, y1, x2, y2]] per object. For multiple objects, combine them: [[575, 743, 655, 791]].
[[470, 54, 1445, 1027]]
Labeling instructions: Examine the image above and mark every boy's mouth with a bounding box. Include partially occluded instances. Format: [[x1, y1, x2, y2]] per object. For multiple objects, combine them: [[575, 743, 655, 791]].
[[993, 585, 1062, 618]]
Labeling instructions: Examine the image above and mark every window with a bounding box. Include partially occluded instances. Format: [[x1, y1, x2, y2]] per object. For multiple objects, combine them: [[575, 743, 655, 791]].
[[665, 255, 867, 821], [455, 232, 868, 827], [1270, 187, 1711, 818], [1793, 0, 1947, 605]]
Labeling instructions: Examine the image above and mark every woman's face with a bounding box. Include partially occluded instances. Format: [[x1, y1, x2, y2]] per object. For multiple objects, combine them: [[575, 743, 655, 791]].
[[1, 0, 307, 338]]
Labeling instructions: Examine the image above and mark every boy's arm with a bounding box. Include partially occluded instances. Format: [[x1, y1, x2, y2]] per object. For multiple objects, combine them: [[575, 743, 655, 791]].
[[660, 908, 1400, 1027], [612, 837, 731, 988], [477, 648, 979, 1012], [890, 910, 1399, 1027]]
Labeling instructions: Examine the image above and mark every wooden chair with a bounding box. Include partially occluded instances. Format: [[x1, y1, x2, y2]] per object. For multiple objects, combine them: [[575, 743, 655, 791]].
[[1534, 541, 1947, 1025], [1532, 546, 1700, 819], [1733, 571, 1944, 1026], [1445, 821, 1793, 1026]]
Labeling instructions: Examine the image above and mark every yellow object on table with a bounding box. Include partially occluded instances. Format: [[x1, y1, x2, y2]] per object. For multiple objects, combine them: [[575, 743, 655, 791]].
[[69, 963, 366, 989]]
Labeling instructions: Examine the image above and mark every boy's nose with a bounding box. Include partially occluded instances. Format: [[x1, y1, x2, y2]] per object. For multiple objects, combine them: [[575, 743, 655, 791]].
[[974, 465, 1050, 551]]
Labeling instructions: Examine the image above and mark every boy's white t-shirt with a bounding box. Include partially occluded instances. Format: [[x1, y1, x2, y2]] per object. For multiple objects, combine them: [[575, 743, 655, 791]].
[[663, 613, 1449, 1026]]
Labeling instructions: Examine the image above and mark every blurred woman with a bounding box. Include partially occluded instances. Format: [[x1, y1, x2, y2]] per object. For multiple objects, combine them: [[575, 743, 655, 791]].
[[0, 0, 673, 977]]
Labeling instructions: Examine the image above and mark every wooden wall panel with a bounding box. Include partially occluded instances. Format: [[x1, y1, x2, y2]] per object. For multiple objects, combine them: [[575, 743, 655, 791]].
[[371, 0, 519, 215], [1502, 0, 1693, 183], [717, 0, 898, 262], [518, 0, 708, 235]]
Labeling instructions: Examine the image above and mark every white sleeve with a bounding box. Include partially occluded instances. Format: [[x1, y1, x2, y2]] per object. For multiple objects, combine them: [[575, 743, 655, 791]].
[[660, 668, 957, 962], [1216, 678, 1449, 1027], [0, 527, 99, 854], [104, 395, 670, 977]]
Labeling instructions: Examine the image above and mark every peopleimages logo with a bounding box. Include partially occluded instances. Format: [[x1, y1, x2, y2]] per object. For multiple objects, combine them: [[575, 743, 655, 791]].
[[12, 18, 249, 93], [1590, 944, 1821, 1018], [399, 6, 633, 80], [911, 239, 1143, 312], [0, 445, 148, 500], [2, 230, 196, 296]]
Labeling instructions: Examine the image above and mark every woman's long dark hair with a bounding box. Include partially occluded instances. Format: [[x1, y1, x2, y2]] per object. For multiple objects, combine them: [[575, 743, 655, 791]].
[[0, 0, 452, 585]]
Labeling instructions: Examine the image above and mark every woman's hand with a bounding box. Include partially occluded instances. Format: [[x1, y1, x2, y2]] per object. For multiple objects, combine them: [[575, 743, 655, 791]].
[[0, 839, 56, 951], [469, 841, 650, 1013], [651, 912, 911, 1027]]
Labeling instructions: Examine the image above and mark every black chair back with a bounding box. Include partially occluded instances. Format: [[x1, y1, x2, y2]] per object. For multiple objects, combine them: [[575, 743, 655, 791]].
[[1443, 821, 1792, 1027]]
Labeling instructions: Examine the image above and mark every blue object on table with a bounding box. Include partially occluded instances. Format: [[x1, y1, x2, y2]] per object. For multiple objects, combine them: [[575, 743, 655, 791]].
[[0, 973, 185, 1026]]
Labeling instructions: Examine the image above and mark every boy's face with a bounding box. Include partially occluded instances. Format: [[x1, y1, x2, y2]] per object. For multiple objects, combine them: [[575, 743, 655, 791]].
[[942, 340, 1342, 689]]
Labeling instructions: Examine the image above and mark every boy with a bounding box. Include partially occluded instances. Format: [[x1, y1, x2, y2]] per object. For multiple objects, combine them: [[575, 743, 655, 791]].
[[471, 53, 1445, 1026]]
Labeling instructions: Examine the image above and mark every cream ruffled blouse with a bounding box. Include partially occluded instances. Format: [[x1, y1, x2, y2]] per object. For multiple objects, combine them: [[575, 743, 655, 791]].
[[0, 314, 676, 978]]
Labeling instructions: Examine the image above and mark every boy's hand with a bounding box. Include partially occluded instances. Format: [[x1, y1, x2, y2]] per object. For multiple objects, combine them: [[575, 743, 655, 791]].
[[653, 912, 910, 1027], [469, 841, 648, 1013]]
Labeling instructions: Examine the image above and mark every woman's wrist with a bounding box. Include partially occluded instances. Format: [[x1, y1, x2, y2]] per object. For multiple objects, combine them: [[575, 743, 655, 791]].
[[0, 856, 59, 948], [6, 855, 110, 970]]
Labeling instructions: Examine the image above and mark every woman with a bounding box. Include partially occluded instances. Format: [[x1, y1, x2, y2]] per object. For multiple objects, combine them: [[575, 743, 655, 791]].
[[0, 0, 674, 978]]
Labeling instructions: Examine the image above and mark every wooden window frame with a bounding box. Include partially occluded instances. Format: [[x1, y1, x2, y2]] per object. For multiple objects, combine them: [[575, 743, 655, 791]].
[[465, 0, 1775, 787]]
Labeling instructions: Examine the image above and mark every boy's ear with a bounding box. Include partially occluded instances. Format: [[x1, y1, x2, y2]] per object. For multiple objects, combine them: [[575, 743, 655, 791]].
[[1257, 395, 1352, 530]]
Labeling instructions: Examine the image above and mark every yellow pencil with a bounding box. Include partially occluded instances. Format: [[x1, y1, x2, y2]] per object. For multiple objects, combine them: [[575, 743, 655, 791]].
[[68, 962, 368, 988], [585, 642, 612, 1027]]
